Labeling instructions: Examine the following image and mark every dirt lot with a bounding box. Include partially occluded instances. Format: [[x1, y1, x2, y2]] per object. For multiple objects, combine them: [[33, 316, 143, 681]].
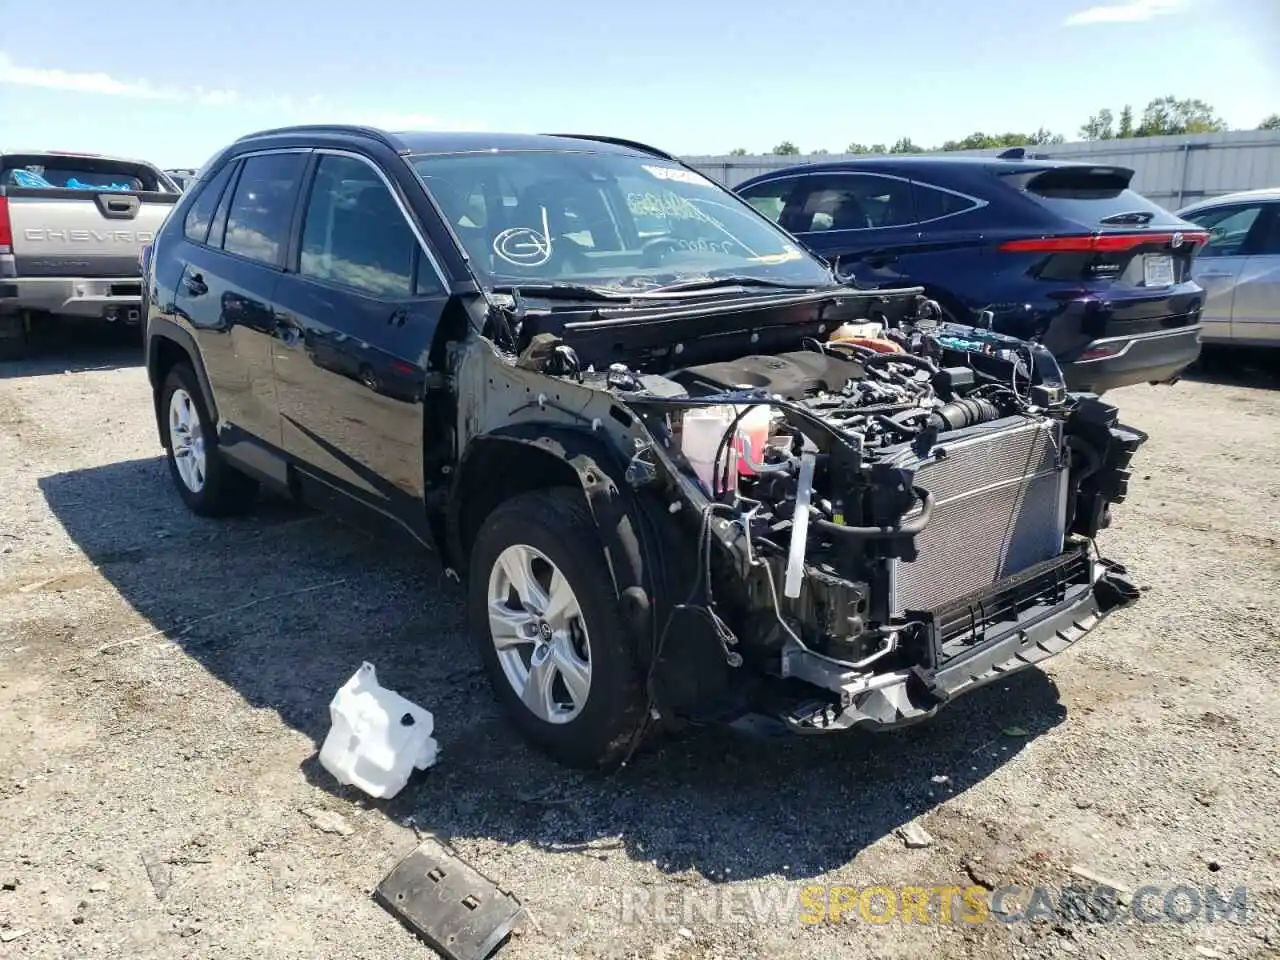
[[1, 340, 1278, 960]]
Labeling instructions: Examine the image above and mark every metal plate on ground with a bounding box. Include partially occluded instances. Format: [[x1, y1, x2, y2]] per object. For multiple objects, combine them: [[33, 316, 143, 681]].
[[376, 837, 523, 960]]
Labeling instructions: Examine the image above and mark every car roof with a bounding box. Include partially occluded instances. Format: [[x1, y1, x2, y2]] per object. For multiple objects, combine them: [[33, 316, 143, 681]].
[[738, 154, 1132, 183], [233, 125, 674, 160], [1178, 187, 1280, 213]]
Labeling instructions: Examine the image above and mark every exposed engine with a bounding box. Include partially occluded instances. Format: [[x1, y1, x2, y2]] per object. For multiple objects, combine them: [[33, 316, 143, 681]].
[[492, 290, 1145, 734], [579, 304, 1146, 730]]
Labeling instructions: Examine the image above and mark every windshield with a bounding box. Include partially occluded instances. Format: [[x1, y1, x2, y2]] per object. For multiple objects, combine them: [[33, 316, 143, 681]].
[[408, 150, 832, 291]]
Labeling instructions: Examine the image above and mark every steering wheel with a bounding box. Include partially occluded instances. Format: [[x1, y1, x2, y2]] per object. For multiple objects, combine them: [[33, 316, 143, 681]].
[[640, 235, 682, 267]]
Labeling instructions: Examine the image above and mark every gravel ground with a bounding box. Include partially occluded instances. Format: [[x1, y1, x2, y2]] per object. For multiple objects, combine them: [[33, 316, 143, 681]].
[[1, 338, 1278, 960]]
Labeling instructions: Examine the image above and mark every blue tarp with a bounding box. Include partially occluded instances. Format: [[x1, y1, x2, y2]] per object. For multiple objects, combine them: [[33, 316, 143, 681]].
[[8, 169, 134, 191]]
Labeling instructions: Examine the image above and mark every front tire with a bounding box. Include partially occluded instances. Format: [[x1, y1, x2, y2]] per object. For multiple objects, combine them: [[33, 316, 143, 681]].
[[159, 363, 258, 517], [468, 488, 648, 769]]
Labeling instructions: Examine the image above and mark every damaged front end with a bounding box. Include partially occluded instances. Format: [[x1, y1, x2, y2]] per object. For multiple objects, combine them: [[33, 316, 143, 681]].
[[450, 281, 1146, 739]]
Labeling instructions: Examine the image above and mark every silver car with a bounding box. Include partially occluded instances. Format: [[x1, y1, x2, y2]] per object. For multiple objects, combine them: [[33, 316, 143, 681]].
[[1178, 189, 1280, 347]]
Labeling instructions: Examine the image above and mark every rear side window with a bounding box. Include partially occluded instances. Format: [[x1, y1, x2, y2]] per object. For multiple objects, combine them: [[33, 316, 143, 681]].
[[183, 164, 236, 244], [299, 155, 422, 297], [1, 156, 158, 192], [223, 153, 307, 268], [913, 183, 981, 223], [1006, 167, 1182, 228]]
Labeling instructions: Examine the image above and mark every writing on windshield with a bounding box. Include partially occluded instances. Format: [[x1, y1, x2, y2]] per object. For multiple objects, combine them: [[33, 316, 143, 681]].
[[409, 149, 831, 289]]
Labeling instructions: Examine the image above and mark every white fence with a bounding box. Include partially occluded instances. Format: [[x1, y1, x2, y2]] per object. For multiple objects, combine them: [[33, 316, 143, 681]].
[[683, 129, 1280, 210]]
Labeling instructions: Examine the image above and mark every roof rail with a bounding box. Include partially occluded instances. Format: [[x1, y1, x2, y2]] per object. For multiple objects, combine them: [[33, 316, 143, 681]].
[[234, 125, 403, 152], [542, 133, 674, 161]]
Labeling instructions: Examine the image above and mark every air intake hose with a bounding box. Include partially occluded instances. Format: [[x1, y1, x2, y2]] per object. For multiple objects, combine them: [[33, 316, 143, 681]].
[[927, 398, 1001, 432]]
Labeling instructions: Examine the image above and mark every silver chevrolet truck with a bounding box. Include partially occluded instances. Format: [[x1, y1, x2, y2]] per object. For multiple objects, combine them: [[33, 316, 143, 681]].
[[0, 150, 179, 359]]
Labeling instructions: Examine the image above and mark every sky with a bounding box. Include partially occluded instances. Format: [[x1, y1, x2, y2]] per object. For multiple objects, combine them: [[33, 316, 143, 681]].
[[0, 0, 1276, 169]]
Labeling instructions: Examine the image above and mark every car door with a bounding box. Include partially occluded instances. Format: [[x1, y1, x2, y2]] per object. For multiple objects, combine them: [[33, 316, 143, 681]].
[[271, 150, 451, 536], [171, 150, 307, 453], [774, 172, 919, 289], [1228, 202, 1280, 345], [1180, 202, 1269, 343]]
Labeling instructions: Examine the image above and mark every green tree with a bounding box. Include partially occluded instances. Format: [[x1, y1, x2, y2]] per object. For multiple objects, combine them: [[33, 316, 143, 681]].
[[1136, 96, 1226, 136], [1027, 127, 1065, 146], [810, 147, 830, 155], [868, 144, 888, 154], [1079, 109, 1115, 141], [845, 142, 870, 154], [889, 137, 922, 154], [728, 147, 748, 156], [1259, 113, 1280, 130], [771, 141, 800, 155], [1117, 105, 1135, 139]]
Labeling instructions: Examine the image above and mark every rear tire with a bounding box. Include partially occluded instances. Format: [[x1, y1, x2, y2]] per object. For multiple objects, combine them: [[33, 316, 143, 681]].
[[468, 488, 649, 769], [0, 312, 30, 362], [159, 363, 258, 517]]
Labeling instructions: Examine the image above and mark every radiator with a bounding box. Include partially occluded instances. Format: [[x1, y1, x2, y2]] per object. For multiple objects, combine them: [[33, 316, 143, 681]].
[[889, 416, 1069, 615]]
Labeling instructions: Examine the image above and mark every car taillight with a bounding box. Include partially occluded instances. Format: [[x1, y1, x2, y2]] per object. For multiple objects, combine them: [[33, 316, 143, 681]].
[[0, 197, 11, 249], [1079, 342, 1127, 361], [999, 231, 1209, 253]]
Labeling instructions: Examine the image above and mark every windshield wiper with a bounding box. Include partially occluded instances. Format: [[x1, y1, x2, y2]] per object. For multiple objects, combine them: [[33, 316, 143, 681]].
[[1099, 211, 1156, 225], [642, 275, 820, 295], [491, 282, 635, 302]]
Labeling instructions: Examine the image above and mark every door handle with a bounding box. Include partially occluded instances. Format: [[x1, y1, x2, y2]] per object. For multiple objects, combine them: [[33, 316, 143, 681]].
[[184, 273, 208, 297], [1197, 271, 1234, 279], [388, 306, 408, 327]]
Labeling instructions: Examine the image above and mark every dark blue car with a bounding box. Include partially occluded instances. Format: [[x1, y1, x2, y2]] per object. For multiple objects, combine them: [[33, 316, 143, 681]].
[[736, 154, 1209, 393]]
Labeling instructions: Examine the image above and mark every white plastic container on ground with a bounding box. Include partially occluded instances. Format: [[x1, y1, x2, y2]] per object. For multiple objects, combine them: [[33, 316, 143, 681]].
[[319, 662, 438, 800]]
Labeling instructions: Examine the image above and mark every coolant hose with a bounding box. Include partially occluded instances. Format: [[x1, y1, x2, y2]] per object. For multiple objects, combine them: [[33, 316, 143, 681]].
[[810, 486, 934, 541], [1066, 435, 1103, 481], [927, 398, 1001, 432], [862, 352, 940, 375]]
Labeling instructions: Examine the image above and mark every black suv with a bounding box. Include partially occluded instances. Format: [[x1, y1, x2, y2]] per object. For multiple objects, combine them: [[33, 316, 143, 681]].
[[142, 126, 1145, 768], [737, 155, 1210, 393]]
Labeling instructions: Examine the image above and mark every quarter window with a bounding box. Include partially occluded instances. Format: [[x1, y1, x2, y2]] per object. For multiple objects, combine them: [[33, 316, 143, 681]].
[[182, 163, 235, 244], [913, 183, 979, 223], [1184, 204, 1265, 257], [222, 153, 306, 267], [300, 155, 421, 297], [790, 174, 915, 232]]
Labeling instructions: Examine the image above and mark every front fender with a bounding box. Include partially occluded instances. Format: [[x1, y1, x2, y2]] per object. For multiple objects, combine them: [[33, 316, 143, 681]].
[[448, 425, 657, 659]]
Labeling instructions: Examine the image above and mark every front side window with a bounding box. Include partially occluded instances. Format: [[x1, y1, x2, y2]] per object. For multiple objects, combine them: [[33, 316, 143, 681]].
[[410, 150, 831, 289], [222, 153, 306, 267], [300, 155, 420, 297], [737, 179, 797, 224], [1183, 204, 1265, 257], [791, 174, 915, 232]]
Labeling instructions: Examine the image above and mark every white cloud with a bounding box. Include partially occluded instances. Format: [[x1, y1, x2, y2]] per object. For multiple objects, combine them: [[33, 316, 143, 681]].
[[1063, 0, 1183, 25], [0, 51, 238, 105], [0, 52, 479, 131]]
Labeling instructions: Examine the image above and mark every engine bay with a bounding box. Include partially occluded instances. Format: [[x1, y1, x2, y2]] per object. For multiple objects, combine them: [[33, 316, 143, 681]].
[[478, 287, 1146, 732]]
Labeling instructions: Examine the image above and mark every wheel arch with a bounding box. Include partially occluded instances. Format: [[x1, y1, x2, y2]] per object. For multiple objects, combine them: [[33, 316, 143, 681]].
[[446, 425, 657, 661], [147, 320, 218, 447]]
